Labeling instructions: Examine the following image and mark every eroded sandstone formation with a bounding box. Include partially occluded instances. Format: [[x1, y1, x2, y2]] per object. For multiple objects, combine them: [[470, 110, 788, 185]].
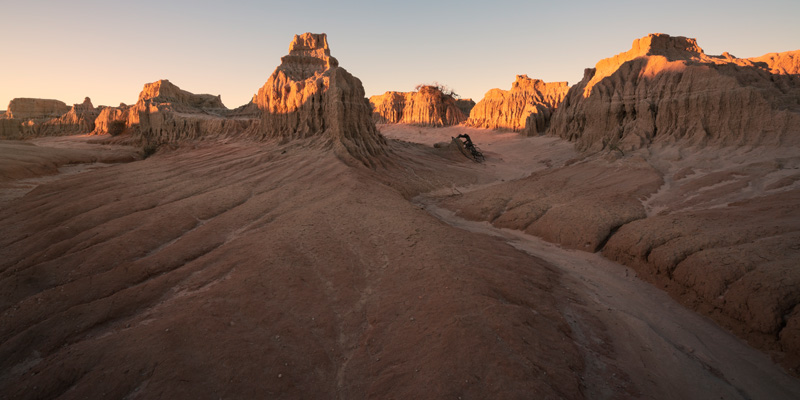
[[127, 79, 249, 142], [0, 97, 96, 138], [253, 33, 386, 162], [466, 75, 568, 135], [36, 97, 99, 136], [749, 50, 800, 75], [2, 98, 69, 120], [548, 33, 800, 152], [92, 103, 131, 135], [136, 79, 226, 110], [90, 79, 254, 142], [369, 86, 468, 127]]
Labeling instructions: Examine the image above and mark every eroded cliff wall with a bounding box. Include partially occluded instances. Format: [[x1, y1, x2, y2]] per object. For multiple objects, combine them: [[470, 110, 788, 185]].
[[466, 75, 568, 135], [548, 34, 800, 152], [369, 86, 468, 127]]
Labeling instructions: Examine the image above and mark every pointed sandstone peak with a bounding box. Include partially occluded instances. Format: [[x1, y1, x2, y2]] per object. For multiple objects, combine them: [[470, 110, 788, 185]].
[[288, 32, 333, 59], [74, 97, 94, 111], [253, 32, 386, 165], [278, 32, 339, 81]]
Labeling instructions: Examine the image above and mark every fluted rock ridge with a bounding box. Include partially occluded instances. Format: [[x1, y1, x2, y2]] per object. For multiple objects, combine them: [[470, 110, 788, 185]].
[[253, 32, 386, 163], [97, 80, 251, 141], [369, 86, 468, 127], [466, 75, 568, 135], [549, 33, 800, 152]]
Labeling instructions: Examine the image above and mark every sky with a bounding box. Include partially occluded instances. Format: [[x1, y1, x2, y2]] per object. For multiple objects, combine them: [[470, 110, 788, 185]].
[[1, 0, 798, 110]]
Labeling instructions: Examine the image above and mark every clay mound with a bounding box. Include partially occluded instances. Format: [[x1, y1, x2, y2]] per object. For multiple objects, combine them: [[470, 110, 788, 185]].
[[466, 75, 568, 135], [369, 86, 467, 127], [254, 33, 386, 163], [548, 33, 800, 152]]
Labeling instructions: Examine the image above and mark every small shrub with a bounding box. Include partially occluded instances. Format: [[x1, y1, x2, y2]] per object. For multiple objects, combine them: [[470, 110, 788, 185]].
[[414, 82, 460, 99], [108, 120, 126, 136]]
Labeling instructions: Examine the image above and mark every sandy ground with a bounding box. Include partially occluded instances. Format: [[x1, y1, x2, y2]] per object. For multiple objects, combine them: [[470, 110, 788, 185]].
[[1, 129, 799, 398]]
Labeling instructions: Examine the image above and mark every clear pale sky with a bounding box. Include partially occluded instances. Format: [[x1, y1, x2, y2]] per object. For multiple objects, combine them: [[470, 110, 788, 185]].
[[1, 0, 798, 109]]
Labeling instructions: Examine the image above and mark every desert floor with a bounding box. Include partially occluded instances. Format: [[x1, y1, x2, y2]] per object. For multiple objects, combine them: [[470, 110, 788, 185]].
[[1, 128, 799, 399]]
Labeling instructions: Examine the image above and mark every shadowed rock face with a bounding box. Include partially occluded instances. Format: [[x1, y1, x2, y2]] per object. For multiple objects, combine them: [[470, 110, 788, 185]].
[[455, 98, 476, 117], [253, 33, 386, 163], [548, 33, 800, 152], [369, 86, 468, 127], [467, 75, 568, 135]]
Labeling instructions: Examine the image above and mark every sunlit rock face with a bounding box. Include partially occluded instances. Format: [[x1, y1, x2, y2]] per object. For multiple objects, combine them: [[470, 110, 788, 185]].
[[36, 97, 99, 136], [466, 75, 568, 135], [100, 79, 250, 142], [92, 104, 131, 135], [742, 50, 800, 75], [136, 79, 227, 110], [549, 33, 800, 152], [369, 86, 467, 127], [253, 33, 386, 162]]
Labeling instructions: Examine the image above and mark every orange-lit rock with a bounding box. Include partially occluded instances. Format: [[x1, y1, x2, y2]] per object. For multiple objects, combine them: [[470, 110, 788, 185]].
[[369, 86, 468, 127], [136, 79, 226, 110], [35, 97, 99, 136], [94, 79, 253, 141], [549, 33, 800, 151], [253, 32, 386, 163], [92, 103, 131, 135], [748, 50, 800, 75], [466, 75, 568, 135]]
